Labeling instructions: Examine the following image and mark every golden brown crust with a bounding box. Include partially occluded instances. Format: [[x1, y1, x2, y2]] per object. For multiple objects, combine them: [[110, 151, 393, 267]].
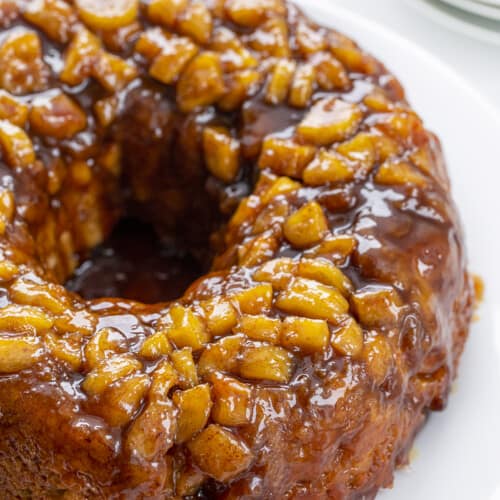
[[0, 0, 473, 498]]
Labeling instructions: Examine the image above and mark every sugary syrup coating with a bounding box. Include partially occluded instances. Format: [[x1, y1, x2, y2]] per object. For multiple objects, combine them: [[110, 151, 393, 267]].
[[0, 0, 473, 498]]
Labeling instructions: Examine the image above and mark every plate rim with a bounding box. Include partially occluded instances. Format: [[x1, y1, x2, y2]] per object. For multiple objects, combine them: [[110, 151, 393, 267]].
[[439, 0, 500, 20], [475, 0, 500, 8], [404, 0, 500, 45]]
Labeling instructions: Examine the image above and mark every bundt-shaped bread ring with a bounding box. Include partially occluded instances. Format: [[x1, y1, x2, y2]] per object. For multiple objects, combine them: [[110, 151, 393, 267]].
[[0, 0, 473, 498]]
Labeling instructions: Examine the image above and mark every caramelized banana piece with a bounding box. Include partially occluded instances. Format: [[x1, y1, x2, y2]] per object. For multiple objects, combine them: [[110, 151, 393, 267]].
[[297, 98, 363, 146], [0, 120, 35, 168], [0, 1, 473, 498], [188, 424, 254, 482], [176, 51, 226, 112], [226, 0, 286, 27], [0, 336, 43, 373], [203, 126, 241, 182], [30, 93, 87, 140], [147, 0, 188, 27], [239, 343, 294, 383], [209, 371, 253, 426], [0, 90, 29, 127], [0, 29, 48, 94], [149, 37, 199, 85], [178, 2, 213, 44], [22, 0, 77, 43], [173, 384, 212, 443], [284, 202, 329, 249], [75, 0, 139, 31]]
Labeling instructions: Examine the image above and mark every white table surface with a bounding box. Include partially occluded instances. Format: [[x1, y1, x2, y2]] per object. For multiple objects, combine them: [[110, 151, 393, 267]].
[[328, 0, 500, 112]]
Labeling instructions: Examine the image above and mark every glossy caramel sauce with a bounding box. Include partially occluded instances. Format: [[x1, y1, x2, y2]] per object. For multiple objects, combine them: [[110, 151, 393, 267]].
[[66, 218, 202, 303], [0, 1, 474, 499]]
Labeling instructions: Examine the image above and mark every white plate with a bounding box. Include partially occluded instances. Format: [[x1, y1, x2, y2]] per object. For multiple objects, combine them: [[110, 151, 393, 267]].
[[405, 0, 500, 45], [440, 0, 500, 20], [478, 0, 500, 7], [295, 2, 500, 499]]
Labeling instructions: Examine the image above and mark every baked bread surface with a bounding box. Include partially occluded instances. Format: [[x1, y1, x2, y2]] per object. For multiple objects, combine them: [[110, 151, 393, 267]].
[[0, 0, 473, 498]]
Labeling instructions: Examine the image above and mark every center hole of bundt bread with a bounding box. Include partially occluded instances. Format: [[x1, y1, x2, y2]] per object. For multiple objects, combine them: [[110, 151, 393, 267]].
[[65, 217, 204, 303], [57, 81, 276, 303], [58, 82, 252, 303]]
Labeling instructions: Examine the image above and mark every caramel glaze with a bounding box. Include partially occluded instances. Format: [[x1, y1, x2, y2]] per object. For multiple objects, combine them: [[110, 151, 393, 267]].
[[66, 218, 203, 303], [0, 1, 473, 499]]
